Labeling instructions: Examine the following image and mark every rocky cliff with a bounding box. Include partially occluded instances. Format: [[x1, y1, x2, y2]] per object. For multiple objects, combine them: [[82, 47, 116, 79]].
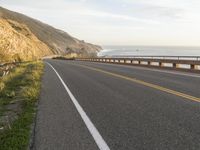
[[0, 7, 102, 63]]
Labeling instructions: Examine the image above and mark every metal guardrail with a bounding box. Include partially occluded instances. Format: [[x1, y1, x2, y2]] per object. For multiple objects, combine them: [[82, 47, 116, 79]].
[[106, 55, 200, 61], [76, 56, 200, 72]]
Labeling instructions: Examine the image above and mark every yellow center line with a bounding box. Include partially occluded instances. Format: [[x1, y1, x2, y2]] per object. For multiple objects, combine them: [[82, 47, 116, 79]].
[[73, 63, 200, 103]]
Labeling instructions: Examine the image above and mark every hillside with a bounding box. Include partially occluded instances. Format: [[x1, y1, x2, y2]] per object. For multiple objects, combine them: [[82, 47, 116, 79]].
[[0, 7, 102, 63], [0, 19, 53, 62]]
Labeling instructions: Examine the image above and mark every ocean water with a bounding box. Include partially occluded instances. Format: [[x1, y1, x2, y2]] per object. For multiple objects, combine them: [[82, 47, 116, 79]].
[[98, 46, 200, 57]]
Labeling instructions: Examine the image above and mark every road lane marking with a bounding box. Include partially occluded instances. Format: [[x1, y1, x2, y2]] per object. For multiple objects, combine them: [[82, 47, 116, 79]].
[[74, 64, 200, 103], [46, 62, 110, 150], [88, 61, 200, 78]]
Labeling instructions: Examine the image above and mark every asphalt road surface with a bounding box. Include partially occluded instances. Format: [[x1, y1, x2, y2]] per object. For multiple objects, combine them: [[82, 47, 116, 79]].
[[32, 59, 200, 150]]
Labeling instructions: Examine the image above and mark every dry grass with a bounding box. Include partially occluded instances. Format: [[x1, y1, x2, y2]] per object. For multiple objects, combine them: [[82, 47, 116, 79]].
[[0, 61, 44, 150], [0, 18, 53, 63]]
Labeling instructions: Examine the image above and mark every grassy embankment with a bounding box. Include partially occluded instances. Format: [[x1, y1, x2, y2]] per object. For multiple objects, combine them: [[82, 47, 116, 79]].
[[0, 61, 44, 150]]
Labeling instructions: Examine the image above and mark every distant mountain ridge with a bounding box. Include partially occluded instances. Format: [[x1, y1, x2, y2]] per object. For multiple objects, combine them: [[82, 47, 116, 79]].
[[0, 7, 102, 62]]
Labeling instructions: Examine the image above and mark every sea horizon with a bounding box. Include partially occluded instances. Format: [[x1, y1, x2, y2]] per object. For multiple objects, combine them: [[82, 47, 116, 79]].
[[98, 45, 200, 57]]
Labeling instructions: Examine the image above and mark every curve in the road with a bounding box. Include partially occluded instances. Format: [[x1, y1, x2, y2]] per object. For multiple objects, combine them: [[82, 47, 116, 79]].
[[46, 62, 110, 150], [72, 63, 200, 103]]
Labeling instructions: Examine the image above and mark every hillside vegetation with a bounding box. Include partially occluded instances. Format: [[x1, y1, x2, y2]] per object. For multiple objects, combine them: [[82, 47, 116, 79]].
[[0, 7, 102, 63], [0, 61, 43, 149], [0, 19, 52, 62]]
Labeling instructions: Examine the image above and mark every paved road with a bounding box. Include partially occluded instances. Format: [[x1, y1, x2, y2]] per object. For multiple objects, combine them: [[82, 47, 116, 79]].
[[32, 59, 200, 150]]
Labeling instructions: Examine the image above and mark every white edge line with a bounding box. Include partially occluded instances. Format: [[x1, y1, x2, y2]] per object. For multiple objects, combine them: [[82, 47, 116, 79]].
[[46, 62, 110, 150]]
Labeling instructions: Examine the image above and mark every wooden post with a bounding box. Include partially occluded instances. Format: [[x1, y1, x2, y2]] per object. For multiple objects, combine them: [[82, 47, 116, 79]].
[[173, 63, 176, 68], [159, 62, 161, 67], [190, 64, 195, 69], [159, 62, 165, 67]]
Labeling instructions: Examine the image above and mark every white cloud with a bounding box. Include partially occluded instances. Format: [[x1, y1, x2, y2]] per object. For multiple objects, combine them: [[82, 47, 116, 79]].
[[1, 0, 200, 46]]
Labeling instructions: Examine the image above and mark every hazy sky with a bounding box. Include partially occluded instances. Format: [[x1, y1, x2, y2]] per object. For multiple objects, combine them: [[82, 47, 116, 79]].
[[1, 0, 200, 46]]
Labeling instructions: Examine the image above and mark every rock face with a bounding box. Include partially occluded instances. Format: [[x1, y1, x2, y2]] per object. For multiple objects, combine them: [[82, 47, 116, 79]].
[[0, 19, 53, 62], [0, 7, 102, 63]]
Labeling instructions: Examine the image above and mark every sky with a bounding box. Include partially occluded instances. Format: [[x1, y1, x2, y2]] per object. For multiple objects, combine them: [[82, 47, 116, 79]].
[[0, 0, 200, 46]]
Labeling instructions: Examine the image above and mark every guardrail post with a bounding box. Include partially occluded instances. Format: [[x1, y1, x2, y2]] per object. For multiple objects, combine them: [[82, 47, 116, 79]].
[[190, 64, 195, 69], [173, 63, 176, 68], [160, 62, 166, 67], [77, 57, 200, 72], [159, 62, 162, 67]]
